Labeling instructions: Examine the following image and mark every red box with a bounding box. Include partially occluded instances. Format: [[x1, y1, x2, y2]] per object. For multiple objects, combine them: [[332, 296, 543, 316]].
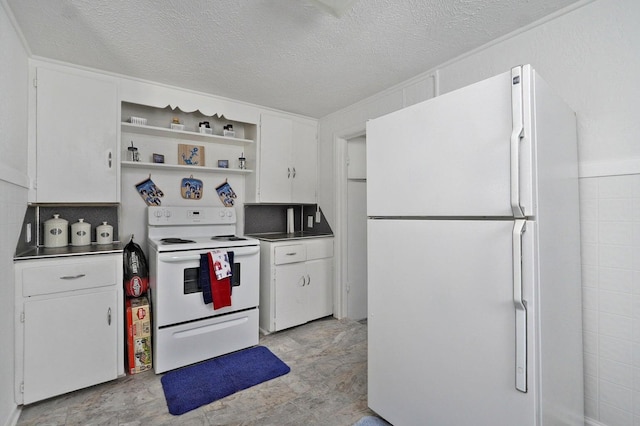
[[126, 296, 152, 374]]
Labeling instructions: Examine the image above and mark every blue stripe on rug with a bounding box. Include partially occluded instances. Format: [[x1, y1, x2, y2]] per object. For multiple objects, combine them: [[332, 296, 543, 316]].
[[161, 345, 290, 415]]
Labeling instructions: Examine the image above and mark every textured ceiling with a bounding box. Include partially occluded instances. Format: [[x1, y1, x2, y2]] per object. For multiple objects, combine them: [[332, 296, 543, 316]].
[[7, 0, 582, 118]]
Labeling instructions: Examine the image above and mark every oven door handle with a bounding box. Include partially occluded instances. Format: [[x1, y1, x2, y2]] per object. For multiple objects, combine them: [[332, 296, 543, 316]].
[[159, 246, 260, 263]]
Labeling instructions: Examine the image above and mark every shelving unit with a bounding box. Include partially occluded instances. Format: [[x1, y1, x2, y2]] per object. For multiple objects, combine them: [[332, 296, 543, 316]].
[[121, 160, 252, 174], [121, 122, 254, 145], [120, 103, 257, 175]]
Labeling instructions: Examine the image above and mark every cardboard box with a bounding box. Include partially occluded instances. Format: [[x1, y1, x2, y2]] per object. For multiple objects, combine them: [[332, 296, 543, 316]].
[[126, 296, 152, 374]]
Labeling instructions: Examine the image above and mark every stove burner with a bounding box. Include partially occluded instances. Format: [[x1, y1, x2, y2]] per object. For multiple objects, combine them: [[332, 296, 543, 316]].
[[211, 235, 247, 241], [161, 238, 196, 244]]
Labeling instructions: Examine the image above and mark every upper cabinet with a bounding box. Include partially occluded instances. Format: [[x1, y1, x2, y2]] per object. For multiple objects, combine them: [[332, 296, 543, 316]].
[[34, 66, 119, 203], [258, 113, 317, 204]]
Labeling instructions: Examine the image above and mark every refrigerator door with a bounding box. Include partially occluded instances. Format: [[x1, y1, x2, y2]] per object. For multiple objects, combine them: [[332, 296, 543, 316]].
[[366, 68, 532, 218], [367, 219, 536, 425]]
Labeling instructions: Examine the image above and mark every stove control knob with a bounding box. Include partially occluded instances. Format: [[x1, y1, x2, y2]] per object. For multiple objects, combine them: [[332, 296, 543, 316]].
[[154, 210, 162, 218], [219, 210, 225, 217], [226, 211, 233, 217], [165, 211, 171, 218]]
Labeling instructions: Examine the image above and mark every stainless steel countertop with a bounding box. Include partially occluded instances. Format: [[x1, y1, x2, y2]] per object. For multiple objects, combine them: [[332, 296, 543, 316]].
[[246, 232, 334, 242], [14, 242, 124, 261]]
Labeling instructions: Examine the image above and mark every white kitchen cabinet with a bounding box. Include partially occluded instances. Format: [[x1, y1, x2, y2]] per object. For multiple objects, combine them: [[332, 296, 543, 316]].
[[14, 254, 124, 405], [35, 66, 119, 203], [258, 113, 317, 203], [259, 237, 333, 333]]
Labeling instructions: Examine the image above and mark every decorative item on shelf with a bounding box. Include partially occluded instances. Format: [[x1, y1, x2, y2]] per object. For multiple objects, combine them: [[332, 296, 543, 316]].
[[153, 153, 165, 164], [43, 214, 68, 248], [71, 218, 91, 246], [180, 175, 203, 200], [135, 175, 164, 206], [216, 179, 237, 207], [128, 141, 140, 162], [170, 117, 184, 131], [128, 116, 147, 126], [96, 221, 114, 245], [178, 144, 204, 166], [238, 153, 246, 170], [223, 124, 235, 137], [218, 160, 229, 168], [198, 121, 213, 135]]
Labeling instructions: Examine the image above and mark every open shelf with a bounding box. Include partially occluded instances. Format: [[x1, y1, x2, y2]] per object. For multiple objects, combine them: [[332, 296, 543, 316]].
[[121, 122, 254, 145], [121, 161, 252, 174]]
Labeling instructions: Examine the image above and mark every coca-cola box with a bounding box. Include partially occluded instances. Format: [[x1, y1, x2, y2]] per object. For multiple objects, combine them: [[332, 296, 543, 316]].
[[126, 296, 152, 374]]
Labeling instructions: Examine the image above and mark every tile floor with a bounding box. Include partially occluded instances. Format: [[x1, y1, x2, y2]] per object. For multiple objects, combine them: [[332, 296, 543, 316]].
[[16, 317, 377, 425]]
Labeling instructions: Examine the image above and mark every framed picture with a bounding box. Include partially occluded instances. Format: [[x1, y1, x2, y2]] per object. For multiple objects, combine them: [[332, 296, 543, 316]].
[[218, 160, 229, 168], [153, 153, 165, 164], [178, 144, 204, 166]]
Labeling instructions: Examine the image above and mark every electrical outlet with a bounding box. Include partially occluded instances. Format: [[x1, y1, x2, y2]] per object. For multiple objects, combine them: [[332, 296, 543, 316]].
[[307, 215, 314, 228], [315, 211, 321, 223], [26, 223, 32, 243]]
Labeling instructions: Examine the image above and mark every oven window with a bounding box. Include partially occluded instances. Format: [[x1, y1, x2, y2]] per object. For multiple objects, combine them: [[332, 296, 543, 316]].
[[183, 263, 241, 294]]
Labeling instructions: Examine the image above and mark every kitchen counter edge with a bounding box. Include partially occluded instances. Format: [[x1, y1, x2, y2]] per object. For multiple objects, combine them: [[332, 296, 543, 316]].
[[14, 242, 124, 261], [246, 232, 334, 242]]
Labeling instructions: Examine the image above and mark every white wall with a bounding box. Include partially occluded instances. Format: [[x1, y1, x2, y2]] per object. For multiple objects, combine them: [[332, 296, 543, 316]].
[[0, 1, 30, 425], [319, 0, 640, 424]]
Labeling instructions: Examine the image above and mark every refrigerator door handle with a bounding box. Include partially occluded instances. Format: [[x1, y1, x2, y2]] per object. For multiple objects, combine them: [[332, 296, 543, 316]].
[[513, 219, 527, 393], [511, 66, 525, 219]]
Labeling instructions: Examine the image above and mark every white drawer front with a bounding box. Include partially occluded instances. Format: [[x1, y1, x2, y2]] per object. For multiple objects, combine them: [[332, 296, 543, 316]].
[[22, 257, 117, 297], [274, 244, 306, 265], [306, 238, 334, 261]]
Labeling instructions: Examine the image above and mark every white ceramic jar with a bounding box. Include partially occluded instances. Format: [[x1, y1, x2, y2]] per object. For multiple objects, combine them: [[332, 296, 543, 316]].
[[43, 214, 68, 248], [71, 218, 91, 246], [96, 221, 113, 245]]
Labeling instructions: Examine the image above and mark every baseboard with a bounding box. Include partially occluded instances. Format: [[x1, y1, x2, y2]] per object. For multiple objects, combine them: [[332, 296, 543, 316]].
[[585, 417, 607, 426], [3, 405, 21, 426]]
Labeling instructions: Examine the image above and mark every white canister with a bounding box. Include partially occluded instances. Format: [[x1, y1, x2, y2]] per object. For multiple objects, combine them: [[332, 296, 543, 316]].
[[96, 221, 113, 245], [71, 218, 91, 246], [43, 214, 68, 248]]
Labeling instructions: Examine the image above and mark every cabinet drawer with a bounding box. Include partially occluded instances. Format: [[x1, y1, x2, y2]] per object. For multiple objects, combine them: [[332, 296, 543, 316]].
[[274, 244, 306, 265], [21, 258, 117, 297], [306, 238, 334, 261]]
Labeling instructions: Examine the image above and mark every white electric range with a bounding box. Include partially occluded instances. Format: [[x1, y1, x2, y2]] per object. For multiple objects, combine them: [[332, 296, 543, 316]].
[[147, 206, 260, 373]]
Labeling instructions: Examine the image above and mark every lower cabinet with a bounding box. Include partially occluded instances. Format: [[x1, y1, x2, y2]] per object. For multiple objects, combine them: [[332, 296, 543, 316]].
[[14, 254, 124, 405], [259, 238, 333, 333]]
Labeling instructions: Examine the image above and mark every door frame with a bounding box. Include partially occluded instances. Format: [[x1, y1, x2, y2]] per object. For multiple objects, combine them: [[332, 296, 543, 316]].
[[333, 124, 366, 319]]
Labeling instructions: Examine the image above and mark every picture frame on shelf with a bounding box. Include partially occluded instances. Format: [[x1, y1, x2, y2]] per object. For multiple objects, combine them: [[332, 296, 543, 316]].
[[153, 153, 165, 164], [178, 144, 204, 166], [218, 160, 229, 168]]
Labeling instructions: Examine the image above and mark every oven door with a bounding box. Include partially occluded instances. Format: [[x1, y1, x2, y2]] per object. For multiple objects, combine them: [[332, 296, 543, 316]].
[[153, 245, 259, 327]]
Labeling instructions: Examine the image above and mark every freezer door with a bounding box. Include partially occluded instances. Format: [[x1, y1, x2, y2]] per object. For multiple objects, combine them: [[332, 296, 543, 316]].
[[367, 219, 536, 425], [366, 68, 531, 217]]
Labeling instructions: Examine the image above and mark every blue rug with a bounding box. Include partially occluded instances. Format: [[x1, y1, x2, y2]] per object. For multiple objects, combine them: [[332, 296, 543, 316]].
[[161, 345, 290, 415]]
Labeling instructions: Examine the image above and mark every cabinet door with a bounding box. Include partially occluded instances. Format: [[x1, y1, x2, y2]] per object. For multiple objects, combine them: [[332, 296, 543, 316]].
[[259, 113, 292, 202], [36, 67, 118, 203], [22, 288, 118, 404], [274, 262, 308, 331], [291, 120, 317, 203], [306, 258, 333, 321]]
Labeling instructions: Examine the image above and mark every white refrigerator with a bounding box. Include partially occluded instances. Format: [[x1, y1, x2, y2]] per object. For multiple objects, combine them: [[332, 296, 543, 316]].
[[366, 65, 583, 425]]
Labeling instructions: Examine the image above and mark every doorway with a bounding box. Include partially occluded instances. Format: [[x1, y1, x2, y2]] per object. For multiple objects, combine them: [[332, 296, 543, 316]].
[[345, 136, 367, 320]]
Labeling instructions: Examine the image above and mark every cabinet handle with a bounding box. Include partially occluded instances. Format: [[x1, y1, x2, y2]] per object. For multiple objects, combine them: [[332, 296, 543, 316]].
[[286, 252, 298, 256], [59, 274, 86, 280], [108, 151, 113, 168], [306, 274, 311, 285], [298, 276, 306, 287], [292, 167, 296, 178], [287, 167, 291, 179], [107, 307, 112, 325]]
